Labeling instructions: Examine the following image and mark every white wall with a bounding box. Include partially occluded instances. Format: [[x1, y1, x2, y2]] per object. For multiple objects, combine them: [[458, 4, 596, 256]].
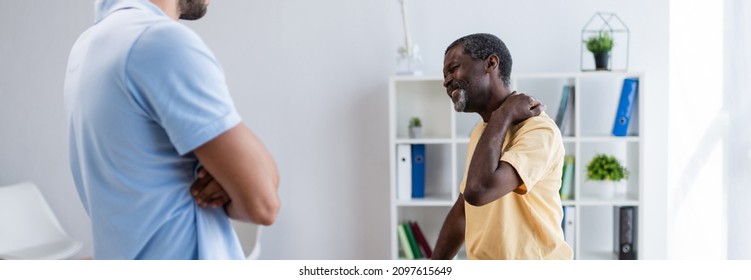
[[0, 0, 95, 258], [724, 0, 751, 260], [667, 0, 751, 259], [0, 0, 668, 259], [668, 0, 726, 259]]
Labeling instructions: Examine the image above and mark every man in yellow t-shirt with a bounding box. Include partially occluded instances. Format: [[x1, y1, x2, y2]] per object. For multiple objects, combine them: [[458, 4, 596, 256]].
[[432, 33, 573, 260]]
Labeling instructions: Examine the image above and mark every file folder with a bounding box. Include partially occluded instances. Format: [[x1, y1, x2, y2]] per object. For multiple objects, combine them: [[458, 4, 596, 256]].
[[411, 144, 425, 198], [560, 155, 575, 200], [614, 206, 637, 260], [396, 144, 412, 200], [555, 85, 574, 134], [612, 78, 638, 136], [563, 206, 575, 251]]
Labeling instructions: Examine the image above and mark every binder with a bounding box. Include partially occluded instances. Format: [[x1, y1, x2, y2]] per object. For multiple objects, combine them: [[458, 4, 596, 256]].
[[402, 222, 423, 259], [554, 85, 574, 134], [613, 206, 637, 260], [563, 206, 575, 251], [411, 144, 425, 198], [396, 222, 414, 259], [410, 221, 433, 259], [612, 78, 639, 136], [560, 155, 575, 200], [396, 144, 412, 200]]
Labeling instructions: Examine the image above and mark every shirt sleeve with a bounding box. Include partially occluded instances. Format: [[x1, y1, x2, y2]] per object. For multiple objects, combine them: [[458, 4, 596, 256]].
[[125, 20, 241, 156], [500, 117, 560, 195]]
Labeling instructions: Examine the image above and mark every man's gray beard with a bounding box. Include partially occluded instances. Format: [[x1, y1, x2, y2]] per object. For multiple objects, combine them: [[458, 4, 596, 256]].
[[453, 89, 467, 112]]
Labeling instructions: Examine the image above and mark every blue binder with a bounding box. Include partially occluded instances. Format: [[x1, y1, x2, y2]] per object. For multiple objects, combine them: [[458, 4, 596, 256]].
[[411, 144, 425, 198], [554, 85, 573, 132], [612, 78, 639, 136]]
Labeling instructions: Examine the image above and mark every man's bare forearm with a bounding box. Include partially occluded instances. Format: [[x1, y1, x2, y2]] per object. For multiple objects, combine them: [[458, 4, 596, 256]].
[[194, 124, 280, 226], [463, 112, 515, 206], [432, 195, 466, 260]]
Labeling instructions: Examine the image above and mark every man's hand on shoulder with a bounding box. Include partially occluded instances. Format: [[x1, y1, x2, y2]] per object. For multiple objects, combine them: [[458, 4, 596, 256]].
[[190, 167, 231, 208], [495, 91, 546, 125]]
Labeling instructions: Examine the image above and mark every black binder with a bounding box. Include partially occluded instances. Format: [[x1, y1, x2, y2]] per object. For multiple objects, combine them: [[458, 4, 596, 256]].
[[614, 206, 637, 260]]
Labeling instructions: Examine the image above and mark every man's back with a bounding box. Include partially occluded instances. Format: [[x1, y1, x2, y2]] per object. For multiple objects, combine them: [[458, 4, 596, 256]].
[[64, 0, 243, 259]]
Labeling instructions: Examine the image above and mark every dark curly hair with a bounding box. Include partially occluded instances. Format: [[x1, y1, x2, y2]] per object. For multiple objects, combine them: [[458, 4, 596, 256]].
[[445, 33, 512, 86]]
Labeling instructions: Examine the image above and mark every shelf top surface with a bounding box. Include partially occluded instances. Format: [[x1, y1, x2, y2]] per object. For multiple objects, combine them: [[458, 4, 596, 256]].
[[396, 195, 454, 207], [391, 72, 644, 82], [394, 138, 454, 144], [394, 137, 471, 144], [575, 199, 641, 206], [577, 136, 641, 142]]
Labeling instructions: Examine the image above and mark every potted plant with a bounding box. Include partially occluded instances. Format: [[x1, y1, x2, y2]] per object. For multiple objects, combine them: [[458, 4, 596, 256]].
[[585, 31, 614, 70], [586, 153, 629, 199], [408, 116, 422, 138]]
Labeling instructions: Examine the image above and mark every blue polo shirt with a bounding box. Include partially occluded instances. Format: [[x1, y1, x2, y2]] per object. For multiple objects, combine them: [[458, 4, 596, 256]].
[[63, 0, 243, 259]]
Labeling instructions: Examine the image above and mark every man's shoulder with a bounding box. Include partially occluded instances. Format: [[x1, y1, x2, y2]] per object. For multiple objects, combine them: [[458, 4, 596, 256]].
[[126, 19, 212, 72], [135, 19, 203, 49], [511, 112, 563, 144], [520, 112, 557, 130]]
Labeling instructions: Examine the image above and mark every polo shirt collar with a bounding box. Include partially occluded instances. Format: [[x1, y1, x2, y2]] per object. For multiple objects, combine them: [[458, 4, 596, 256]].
[[94, 0, 166, 23]]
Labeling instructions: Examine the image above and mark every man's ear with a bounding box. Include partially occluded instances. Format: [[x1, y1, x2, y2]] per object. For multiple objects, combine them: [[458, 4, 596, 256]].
[[486, 54, 499, 73]]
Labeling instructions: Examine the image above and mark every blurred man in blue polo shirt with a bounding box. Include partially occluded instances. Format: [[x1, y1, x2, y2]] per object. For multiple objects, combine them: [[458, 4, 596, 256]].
[[63, 0, 280, 259]]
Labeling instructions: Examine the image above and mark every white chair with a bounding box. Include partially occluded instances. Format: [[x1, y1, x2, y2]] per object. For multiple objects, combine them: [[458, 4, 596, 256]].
[[231, 220, 261, 260], [0, 182, 83, 259]]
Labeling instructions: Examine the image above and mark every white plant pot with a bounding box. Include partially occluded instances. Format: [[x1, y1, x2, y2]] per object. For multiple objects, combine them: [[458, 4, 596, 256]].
[[409, 126, 422, 138], [594, 180, 626, 199]]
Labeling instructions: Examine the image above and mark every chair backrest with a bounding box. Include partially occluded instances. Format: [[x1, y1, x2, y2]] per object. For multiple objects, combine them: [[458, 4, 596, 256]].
[[0, 182, 82, 259], [231, 220, 261, 260]]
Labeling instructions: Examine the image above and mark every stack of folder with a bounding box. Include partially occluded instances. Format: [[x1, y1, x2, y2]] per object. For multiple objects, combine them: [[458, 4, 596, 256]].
[[396, 220, 432, 259], [396, 144, 425, 200]]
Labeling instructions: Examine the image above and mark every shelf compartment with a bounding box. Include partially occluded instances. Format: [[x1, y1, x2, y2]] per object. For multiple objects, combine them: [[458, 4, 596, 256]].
[[578, 205, 617, 260], [455, 111, 482, 139], [396, 207, 452, 259], [511, 76, 576, 137], [394, 80, 452, 139], [578, 205, 638, 260], [578, 75, 640, 137], [578, 141, 640, 201], [454, 142, 468, 188]]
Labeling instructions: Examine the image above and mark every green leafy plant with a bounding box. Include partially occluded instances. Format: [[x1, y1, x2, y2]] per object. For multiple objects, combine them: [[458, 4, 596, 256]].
[[409, 117, 422, 128], [586, 153, 629, 182], [585, 31, 614, 54]]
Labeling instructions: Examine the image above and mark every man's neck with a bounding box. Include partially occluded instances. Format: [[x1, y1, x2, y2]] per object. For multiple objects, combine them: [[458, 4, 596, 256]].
[[149, 0, 179, 20], [478, 84, 512, 123]]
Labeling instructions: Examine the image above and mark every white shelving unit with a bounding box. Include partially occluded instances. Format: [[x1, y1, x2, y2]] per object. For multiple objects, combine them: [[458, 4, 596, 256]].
[[388, 72, 644, 260]]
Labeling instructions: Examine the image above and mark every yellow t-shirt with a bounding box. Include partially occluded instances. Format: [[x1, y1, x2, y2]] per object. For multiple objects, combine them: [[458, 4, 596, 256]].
[[460, 112, 573, 259]]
